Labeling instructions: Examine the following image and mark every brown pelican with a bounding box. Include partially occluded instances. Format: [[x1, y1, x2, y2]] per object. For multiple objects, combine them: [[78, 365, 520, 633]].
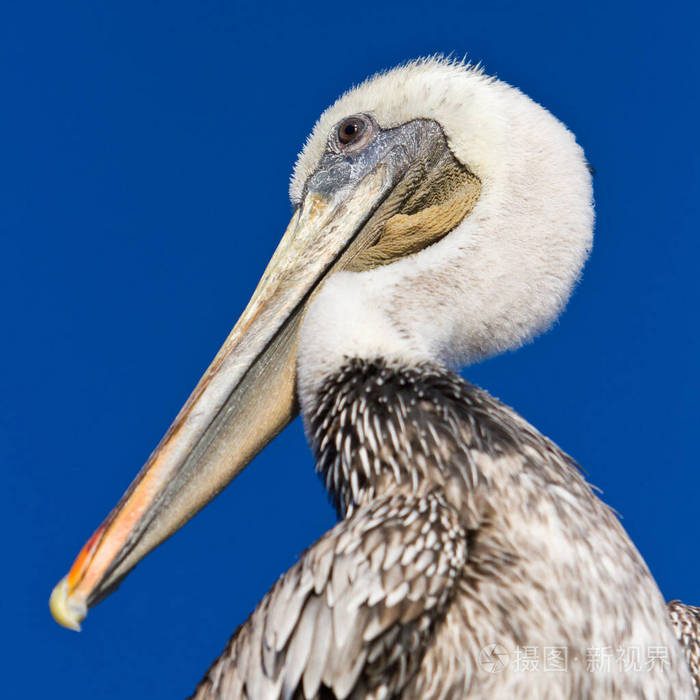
[[50, 57, 700, 698]]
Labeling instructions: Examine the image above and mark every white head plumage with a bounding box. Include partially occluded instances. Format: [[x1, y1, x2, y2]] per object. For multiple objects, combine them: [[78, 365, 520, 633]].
[[296, 58, 593, 408]]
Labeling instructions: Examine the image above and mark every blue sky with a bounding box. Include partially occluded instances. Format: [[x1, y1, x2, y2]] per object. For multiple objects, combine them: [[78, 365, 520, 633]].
[[2, 1, 699, 697]]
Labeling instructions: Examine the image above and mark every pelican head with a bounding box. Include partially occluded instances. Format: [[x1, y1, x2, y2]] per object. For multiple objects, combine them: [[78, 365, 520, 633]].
[[50, 57, 593, 630]]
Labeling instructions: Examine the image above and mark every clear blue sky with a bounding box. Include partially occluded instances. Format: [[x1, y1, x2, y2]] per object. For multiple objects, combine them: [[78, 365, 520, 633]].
[[2, 1, 699, 697]]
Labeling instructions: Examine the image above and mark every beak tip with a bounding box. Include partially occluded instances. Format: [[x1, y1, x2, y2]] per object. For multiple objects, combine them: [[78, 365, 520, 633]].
[[49, 576, 86, 632]]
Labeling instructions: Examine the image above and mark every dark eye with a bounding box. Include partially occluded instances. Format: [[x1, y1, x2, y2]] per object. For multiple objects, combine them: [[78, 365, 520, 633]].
[[337, 117, 365, 146]]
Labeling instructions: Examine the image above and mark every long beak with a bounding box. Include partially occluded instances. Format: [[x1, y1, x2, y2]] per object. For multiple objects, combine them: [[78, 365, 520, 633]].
[[50, 160, 402, 631]]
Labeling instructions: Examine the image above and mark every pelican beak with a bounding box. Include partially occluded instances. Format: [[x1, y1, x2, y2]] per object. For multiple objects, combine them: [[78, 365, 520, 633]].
[[49, 147, 416, 631], [49, 116, 466, 631]]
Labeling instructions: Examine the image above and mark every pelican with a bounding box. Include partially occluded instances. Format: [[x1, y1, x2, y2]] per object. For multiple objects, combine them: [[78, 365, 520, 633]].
[[50, 57, 700, 698]]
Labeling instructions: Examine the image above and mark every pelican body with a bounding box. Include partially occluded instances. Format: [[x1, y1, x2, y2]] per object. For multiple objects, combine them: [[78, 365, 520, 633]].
[[50, 59, 700, 698]]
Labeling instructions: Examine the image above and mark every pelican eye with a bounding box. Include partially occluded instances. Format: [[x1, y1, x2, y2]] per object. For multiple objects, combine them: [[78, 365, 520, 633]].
[[337, 116, 367, 146]]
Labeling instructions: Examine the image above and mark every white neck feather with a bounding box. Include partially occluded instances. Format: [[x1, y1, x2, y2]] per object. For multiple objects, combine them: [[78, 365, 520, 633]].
[[295, 59, 593, 415]]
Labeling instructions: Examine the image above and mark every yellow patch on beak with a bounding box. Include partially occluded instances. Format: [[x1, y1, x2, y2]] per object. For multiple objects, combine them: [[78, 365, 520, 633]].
[[348, 154, 481, 269]]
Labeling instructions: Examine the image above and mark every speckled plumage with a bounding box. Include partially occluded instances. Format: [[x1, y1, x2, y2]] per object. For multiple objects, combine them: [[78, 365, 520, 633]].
[[669, 601, 700, 694], [192, 360, 697, 698]]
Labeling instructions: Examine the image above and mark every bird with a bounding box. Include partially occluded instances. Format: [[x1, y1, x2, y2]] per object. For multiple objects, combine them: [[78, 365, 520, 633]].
[[49, 57, 699, 698]]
